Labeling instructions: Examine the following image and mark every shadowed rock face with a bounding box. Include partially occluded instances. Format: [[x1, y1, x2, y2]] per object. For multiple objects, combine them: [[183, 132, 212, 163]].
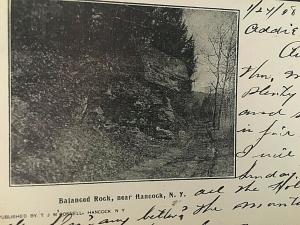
[[85, 46, 190, 134]]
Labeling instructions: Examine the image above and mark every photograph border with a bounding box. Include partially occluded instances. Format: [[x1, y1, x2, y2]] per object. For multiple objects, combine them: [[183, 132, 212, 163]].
[[8, 0, 240, 187]]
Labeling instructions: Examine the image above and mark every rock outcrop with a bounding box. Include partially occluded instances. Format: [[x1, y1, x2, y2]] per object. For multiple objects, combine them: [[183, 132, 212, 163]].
[[11, 44, 192, 184], [140, 47, 189, 92]]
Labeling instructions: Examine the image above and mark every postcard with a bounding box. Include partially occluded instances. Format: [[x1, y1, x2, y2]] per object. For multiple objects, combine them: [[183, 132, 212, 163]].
[[1, 0, 300, 224]]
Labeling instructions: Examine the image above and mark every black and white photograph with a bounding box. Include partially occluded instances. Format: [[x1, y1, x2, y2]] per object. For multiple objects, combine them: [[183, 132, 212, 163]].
[[10, 0, 238, 185]]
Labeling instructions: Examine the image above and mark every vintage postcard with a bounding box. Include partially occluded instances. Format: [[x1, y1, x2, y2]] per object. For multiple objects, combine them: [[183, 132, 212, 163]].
[[10, 0, 238, 185], [1, 0, 300, 224]]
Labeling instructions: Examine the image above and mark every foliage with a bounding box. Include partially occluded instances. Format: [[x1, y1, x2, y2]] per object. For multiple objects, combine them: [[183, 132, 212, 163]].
[[12, 0, 196, 86]]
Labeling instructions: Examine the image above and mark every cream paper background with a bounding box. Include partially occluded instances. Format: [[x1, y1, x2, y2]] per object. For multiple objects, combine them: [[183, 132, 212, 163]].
[[1, 0, 300, 224]]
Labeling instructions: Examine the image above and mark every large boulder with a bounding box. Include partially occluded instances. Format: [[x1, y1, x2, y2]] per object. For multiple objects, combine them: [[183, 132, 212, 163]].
[[139, 47, 189, 92]]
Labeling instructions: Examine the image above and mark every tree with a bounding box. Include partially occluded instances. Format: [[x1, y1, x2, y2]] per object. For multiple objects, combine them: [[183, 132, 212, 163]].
[[217, 21, 237, 129], [149, 8, 197, 79], [201, 20, 237, 129]]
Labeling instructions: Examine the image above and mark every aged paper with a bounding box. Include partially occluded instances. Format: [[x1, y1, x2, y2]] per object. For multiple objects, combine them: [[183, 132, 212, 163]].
[[1, 0, 300, 224]]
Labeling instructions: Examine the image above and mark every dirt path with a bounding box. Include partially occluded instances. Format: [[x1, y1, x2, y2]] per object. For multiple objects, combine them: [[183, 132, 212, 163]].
[[117, 124, 234, 180]]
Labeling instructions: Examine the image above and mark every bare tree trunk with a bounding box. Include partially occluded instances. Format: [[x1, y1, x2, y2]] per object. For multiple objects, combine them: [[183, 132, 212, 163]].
[[212, 37, 222, 129], [212, 84, 218, 128], [217, 80, 226, 129]]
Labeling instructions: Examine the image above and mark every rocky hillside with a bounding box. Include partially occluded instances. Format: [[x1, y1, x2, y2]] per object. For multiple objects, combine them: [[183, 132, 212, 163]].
[[11, 45, 195, 184]]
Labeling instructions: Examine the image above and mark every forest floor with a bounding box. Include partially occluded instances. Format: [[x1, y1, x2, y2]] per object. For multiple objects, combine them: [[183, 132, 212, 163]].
[[116, 122, 235, 180]]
